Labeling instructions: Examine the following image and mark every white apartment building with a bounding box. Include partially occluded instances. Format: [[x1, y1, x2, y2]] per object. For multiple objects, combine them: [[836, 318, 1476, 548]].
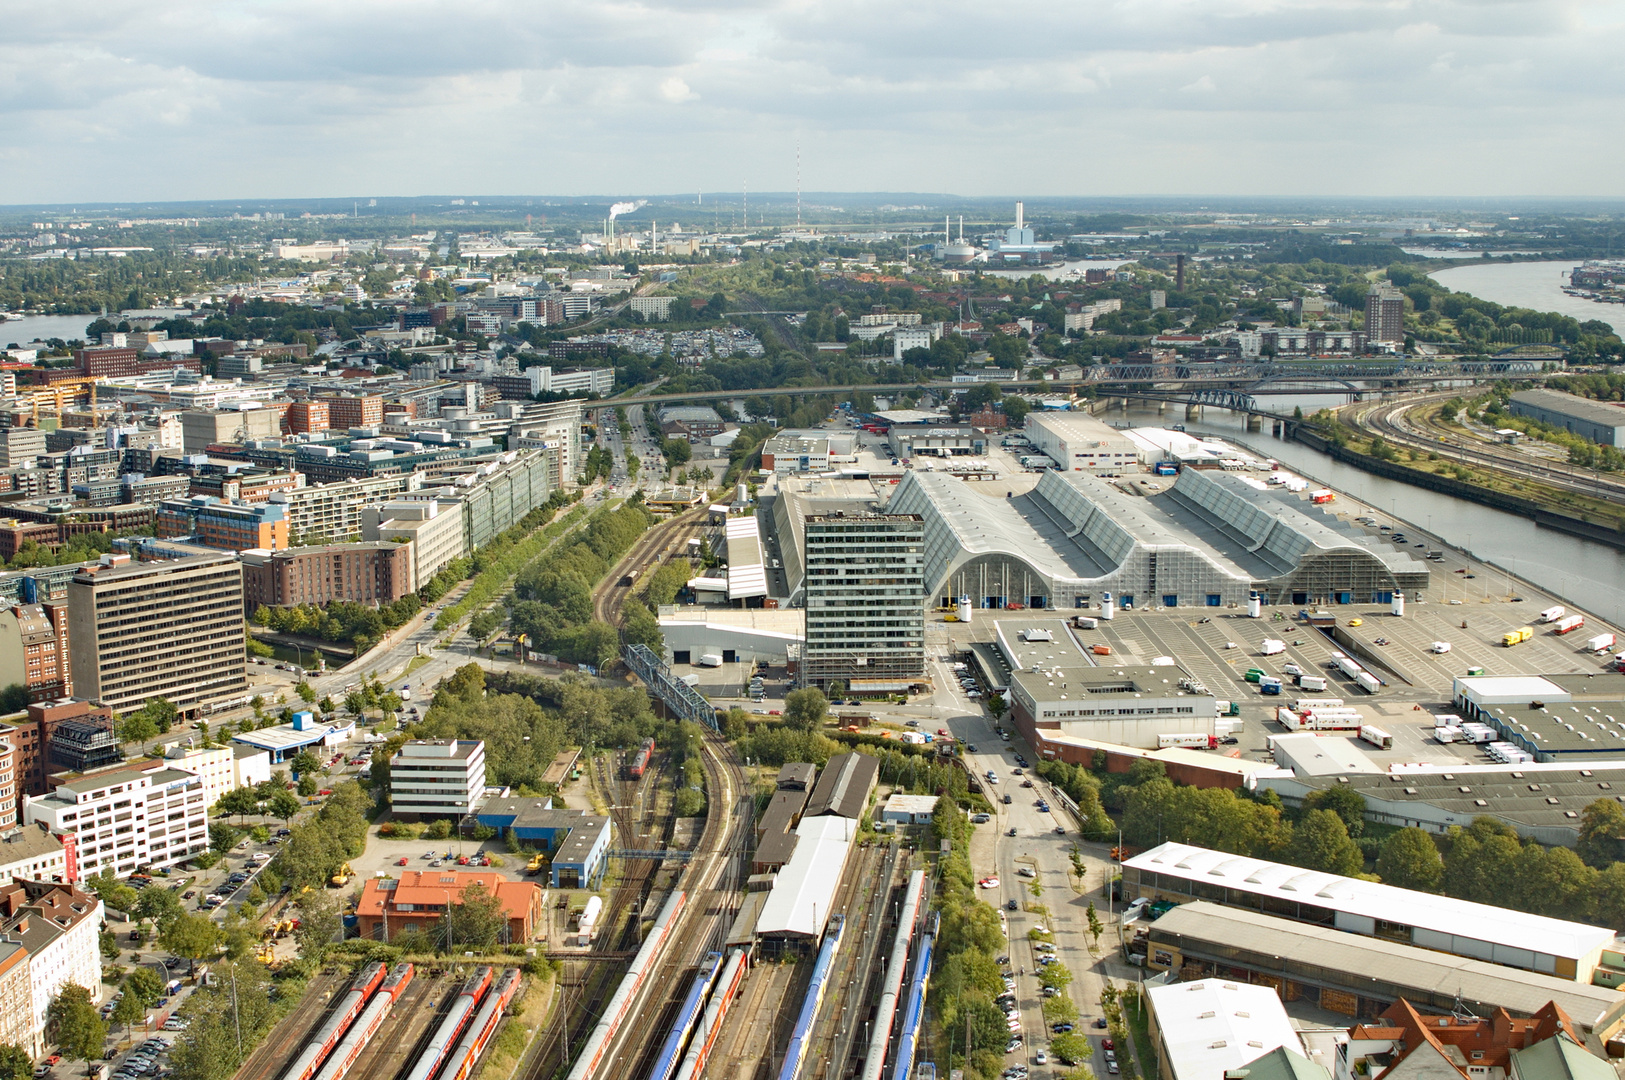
[[269, 472, 424, 542], [388, 740, 486, 819], [161, 744, 270, 812], [22, 762, 209, 877], [361, 499, 467, 583], [8, 881, 104, 1053]]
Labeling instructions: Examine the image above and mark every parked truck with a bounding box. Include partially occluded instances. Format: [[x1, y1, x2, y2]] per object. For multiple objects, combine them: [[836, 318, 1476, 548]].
[[1585, 633, 1616, 654], [1502, 626, 1534, 647], [1073, 615, 1099, 630], [1430, 641, 1452, 654], [1334, 655, 1364, 679], [1259, 639, 1287, 656], [1553, 614, 1586, 635], [1539, 605, 1567, 623], [1296, 675, 1328, 692], [1260, 676, 1283, 695], [1157, 733, 1219, 750], [1359, 725, 1393, 749], [696, 652, 724, 667], [1293, 697, 1345, 711], [1355, 671, 1382, 694]]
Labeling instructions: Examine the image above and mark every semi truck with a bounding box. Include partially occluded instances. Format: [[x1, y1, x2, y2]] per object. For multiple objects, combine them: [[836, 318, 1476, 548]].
[[1334, 655, 1364, 679], [1539, 605, 1567, 623], [1293, 697, 1345, 711], [1502, 626, 1534, 647], [1553, 614, 1586, 635], [1310, 489, 1335, 504], [1586, 633, 1616, 654], [1157, 733, 1220, 750], [1355, 671, 1382, 694]]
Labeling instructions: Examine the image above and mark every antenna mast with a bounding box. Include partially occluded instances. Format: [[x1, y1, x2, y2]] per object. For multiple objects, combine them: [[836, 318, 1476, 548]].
[[796, 142, 802, 231]]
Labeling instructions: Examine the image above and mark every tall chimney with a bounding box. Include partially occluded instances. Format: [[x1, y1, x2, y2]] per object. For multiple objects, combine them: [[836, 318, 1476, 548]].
[[1015, 201, 1024, 232]]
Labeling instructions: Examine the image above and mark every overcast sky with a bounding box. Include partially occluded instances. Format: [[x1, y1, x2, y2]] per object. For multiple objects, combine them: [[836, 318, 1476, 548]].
[[4, 0, 1623, 205]]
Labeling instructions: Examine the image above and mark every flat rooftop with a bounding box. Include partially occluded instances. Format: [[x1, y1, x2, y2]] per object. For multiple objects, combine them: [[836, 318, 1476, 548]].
[[1268, 733, 1383, 776], [1149, 901, 1625, 1032], [1126, 841, 1617, 964]]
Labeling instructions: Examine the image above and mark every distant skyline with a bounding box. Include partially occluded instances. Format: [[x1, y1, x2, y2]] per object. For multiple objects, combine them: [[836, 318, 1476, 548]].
[[4, 1, 1623, 205]]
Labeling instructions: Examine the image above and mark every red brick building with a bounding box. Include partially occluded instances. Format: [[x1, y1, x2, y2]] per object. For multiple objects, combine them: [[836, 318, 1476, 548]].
[[240, 541, 416, 611], [286, 401, 330, 434], [74, 347, 201, 379], [0, 701, 114, 801], [355, 870, 544, 943], [319, 394, 384, 429]]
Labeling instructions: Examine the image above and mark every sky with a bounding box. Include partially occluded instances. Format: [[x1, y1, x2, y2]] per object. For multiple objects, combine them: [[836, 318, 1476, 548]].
[[3, 0, 1624, 204]]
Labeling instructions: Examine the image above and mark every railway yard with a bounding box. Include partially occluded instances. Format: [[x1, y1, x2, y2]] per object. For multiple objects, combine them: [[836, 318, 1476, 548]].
[[217, 401, 1625, 1080]]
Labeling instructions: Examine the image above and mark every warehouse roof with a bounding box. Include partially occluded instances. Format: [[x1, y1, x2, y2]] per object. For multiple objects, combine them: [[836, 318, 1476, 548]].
[[755, 815, 855, 939], [804, 752, 879, 819], [1125, 841, 1616, 963], [1145, 979, 1302, 1080], [1267, 733, 1382, 776], [777, 763, 817, 790], [1475, 699, 1625, 758], [1511, 389, 1625, 430], [1274, 763, 1625, 837], [725, 515, 767, 600], [1148, 902, 1625, 1032]]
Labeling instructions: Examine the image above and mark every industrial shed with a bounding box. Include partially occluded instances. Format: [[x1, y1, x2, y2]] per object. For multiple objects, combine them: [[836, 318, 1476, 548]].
[[1123, 841, 1617, 982], [887, 466, 1427, 612]]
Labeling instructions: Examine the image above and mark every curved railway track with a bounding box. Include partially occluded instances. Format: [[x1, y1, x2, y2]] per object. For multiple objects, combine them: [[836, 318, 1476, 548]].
[[1352, 394, 1625, 504], [593, 505, 710, 628]]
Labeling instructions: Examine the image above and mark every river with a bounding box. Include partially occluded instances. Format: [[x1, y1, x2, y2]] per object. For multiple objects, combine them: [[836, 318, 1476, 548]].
[[1429, 260, 1625, 337], [1108, 396, 1625, 626], [0, 313, 104, 348]]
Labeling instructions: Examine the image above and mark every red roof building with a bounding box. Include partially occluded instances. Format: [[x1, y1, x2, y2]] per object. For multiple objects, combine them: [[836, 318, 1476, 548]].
[[355, 870, 544, 943], [1345, 998, 1583, 1079]]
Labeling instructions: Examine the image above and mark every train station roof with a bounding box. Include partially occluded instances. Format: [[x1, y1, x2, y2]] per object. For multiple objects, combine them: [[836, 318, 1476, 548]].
[[755, 815, 856, 940]]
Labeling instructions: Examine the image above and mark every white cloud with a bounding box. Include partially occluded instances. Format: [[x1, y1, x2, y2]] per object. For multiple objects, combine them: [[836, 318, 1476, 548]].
[[0, 0, 1620, 200], [660, 76, 697, 103]]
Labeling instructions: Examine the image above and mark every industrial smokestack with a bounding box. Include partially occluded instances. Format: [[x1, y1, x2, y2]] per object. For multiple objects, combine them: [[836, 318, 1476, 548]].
[[1015, 201, 1024, 232]]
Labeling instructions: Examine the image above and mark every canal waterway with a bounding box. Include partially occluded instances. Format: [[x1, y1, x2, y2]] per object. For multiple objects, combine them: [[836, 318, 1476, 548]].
[[1108, 396, 1625, 627]]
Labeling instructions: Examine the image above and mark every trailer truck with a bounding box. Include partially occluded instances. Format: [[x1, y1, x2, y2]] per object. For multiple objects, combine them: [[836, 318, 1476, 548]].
[[1157, 733, 1219, 750], [1359, 725, 1393, 749], [1502, 626, 1534, 647], [1355, 671, 1382, 694], [1553, 614, 1586, 635], [1539, 605, 1567, 623], [1585, 633, 1616, 654]]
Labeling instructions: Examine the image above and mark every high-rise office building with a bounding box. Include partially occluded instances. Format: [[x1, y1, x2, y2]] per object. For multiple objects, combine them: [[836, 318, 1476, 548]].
[[1365, 284, 1405, 344], [802, 512, 926, 689], [67, 552, 248, 714]]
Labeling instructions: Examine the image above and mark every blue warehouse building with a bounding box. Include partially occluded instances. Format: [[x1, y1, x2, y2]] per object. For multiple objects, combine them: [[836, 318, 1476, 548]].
[[473, 797, 612, 888]]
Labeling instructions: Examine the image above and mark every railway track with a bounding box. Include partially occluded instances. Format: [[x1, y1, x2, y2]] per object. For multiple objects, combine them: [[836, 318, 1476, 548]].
[[234, 971, 346, 1080], [592, 505, 710, 627], [344, 972, 457, 1080], [804, 843, 899, 1080], [1352, 394, 1625, 504]]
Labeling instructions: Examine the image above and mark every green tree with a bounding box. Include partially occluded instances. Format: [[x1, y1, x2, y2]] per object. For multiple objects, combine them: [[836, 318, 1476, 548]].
[[1086, 901, 1103, 951], [161, 914, 222, 975], [111, 986, 148, 1038], [1303, 786, 1367, 838], [46, 985, 105, 1062], [269, 789, 302, 825], [0, 1044, 32, 1080], [297, 775, 317, 797], [783, 687, 829, 733], [1577, 798, 1625, 868], [296, 891, 341, 961], [289, 750, 321, 778], [985, 694, 1007, 720], [1375, 827, 1444, 891], [444, 882, 508, 950], [85, 868, 139, 914], [295, 680, 316, 704], [138, 697, 178, 734], [133, 885, 184, 931], [118, 711, 159, 746], [1443, 818, 1522, 903], [209, 822, 241, 856], [124, 967, 164, 1008], [214, 786, 263, 823], [1283, 809, 1364, 876], [1050, 1032, 1093, 1067]]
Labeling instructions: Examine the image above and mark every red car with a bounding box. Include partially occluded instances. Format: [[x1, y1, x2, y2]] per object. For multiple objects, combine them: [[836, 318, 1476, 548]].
[[317, 789, 333, 796], [396, 857, 409, 866]]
